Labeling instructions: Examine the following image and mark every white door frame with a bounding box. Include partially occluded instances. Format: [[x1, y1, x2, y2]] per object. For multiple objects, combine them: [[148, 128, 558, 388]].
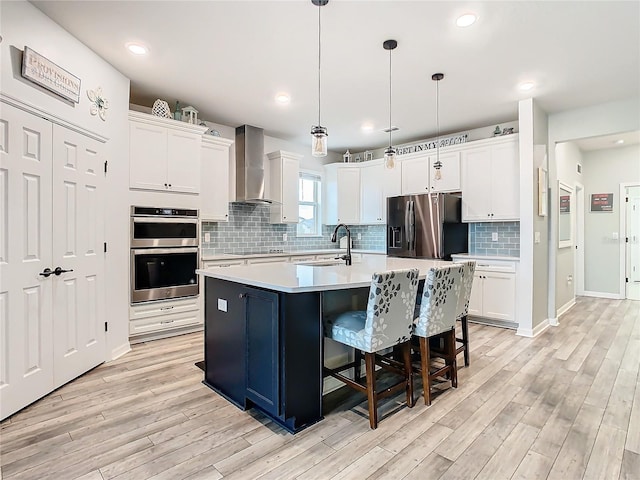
[[620, 182, 640, 298], [575, 182, 585, 296]]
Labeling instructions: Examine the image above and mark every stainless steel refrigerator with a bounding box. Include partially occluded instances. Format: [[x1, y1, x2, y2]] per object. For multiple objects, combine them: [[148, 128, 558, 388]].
[[387, 193, 468, 260]]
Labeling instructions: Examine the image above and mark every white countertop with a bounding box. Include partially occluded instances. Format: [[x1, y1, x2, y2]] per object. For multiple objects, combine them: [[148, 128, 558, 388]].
[[201, 249, 386, 261], [451, 253, 520, 262], [197, 256, 450, 293]]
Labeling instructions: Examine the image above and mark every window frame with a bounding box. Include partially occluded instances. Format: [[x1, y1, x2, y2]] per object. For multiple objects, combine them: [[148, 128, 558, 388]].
[[297, 170, 322, 237]]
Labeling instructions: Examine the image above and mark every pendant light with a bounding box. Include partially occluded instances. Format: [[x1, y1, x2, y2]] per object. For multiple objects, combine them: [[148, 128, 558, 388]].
[[383, 39, 397, 169], [310, 0, 328, 157], [432, 73, 444, 180]]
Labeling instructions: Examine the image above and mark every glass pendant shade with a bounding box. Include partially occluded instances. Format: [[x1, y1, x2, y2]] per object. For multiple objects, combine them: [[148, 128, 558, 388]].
[[311, 125, 328, 157], [384, 146, 396, 169]]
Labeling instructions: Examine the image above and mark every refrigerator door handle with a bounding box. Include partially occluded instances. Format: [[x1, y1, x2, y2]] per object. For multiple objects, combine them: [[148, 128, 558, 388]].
[[408, 200, 416, 251]]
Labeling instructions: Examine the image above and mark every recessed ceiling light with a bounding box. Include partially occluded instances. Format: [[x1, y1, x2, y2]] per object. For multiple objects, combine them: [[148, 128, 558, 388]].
[[126, 43, 148, 55], [456, 14, 477, 27], [275, 93, 290, 104], [361, 123, 374, 132], [518, 81, 535, 91], [614, 139, 625, 145]]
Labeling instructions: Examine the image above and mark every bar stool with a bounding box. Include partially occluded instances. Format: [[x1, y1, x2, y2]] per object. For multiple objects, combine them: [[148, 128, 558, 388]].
[[413, 264, 464, 405], [323, 268, 419, 429], [455, 260, 476, 367]]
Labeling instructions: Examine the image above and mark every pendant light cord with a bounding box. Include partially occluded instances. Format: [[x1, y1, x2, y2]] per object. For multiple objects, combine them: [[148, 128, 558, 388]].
[[388, 46, 392, 148], [317, 3, 322, 126], [436, 77, 440, 162]]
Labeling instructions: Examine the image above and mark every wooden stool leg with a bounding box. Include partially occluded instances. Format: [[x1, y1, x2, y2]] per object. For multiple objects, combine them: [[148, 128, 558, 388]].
[[401, 341, 414, 408], [354, 349, 362, 382], [419, 337, 431, 406], [448, 330, 458, 388], [462, 315, 470, 367], [364, 352, 378, 429]]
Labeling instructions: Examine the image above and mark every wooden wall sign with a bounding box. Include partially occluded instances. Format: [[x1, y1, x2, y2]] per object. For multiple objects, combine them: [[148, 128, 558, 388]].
[[21, 47, 81, 103]]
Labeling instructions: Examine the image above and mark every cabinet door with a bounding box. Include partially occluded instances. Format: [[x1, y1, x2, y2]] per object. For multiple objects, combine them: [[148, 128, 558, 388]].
[[166, 130, 201, 194], [200, 140, 230, 221], [129, 122, 167, 191], [245, 287, 280, 416], [461, 147, 492, 221], [401, 155, 429, 195], [467, 273, 483, 317], [336, 167, 360, 224], [360, 163, 384, 224], [429, 151, 461, 192], [281, 156, 299, 223], [490, 140, 519, 220], [482, 272, 516, 321]]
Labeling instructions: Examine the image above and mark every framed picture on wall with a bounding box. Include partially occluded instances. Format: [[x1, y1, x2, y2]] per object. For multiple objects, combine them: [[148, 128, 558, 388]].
[[538, 167, 548, 216]]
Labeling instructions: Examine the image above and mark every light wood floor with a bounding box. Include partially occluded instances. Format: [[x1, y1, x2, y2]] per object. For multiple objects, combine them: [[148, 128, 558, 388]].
[[1, 296, 638, 480]]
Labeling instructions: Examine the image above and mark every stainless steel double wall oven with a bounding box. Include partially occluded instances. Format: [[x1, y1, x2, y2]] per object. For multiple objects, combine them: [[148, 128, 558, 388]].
[[130, 206, 199, 303]]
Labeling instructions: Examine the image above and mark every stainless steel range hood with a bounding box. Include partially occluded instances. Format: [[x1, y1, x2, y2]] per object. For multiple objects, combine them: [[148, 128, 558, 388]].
[[235, 125, 276, 204]]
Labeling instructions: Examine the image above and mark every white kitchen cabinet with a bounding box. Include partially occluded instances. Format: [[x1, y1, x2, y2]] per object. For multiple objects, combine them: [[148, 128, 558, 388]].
[[400, 150, 460, 195], [461, 135, 519, 221], [324, 164, 360, 225], [202, 259, 246, 268], [200, 135, 234, 221], [360, 159, 401, 224], [129, 296, 201, 342], [129, 111, 207, 194], [267, 150, 301, 224]]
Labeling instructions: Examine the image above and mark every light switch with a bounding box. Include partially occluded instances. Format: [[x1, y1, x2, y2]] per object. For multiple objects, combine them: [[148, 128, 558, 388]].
[[217, 298, 227, 312], [534, 232, 541, 243], [612, 232, 619, 240], [491, 232, 498, 242]]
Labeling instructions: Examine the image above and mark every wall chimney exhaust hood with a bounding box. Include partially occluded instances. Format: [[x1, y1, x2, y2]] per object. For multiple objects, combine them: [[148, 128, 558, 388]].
[[235, 125, 278, 204]]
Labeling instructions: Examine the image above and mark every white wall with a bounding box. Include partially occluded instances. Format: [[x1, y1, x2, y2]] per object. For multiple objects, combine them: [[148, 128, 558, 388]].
[[583, 144, 640, 294], [548, 96, 640, 321], [1, 0, 131, 360]]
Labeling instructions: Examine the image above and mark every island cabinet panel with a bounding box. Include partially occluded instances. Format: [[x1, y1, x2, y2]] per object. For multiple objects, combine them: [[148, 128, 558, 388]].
[[204, 279, 247, 408], [203, 277, 323, 433], [245, 288, 280, 416]]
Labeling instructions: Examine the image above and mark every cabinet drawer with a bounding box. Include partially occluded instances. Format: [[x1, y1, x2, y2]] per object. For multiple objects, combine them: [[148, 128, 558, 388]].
[[203, 259, 246, 268], [130, 296, 199, 320], [130, 309, 202, 336], [246, 257, 289, 265]]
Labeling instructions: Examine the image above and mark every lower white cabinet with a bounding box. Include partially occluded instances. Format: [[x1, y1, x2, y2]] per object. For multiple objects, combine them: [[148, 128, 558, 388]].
[[453, 255, 518, 324], [129, 296, 201, 341], [202, 259, 246, 268]]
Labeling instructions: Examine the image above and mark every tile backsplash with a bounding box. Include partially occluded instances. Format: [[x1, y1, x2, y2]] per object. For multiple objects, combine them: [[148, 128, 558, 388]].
[[201, 203, 386, 255], [201, 203, 518, 257], [467, 222, 520, 257]]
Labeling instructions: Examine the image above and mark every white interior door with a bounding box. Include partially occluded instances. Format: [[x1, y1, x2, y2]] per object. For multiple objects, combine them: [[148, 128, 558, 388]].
[[52, 125, 106, 386], [0, 103, 54, 420], [626, 186, 640, 300]]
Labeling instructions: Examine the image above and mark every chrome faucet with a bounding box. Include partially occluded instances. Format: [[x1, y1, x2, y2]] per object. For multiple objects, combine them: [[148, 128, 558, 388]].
[[331, 224, 352, 266]]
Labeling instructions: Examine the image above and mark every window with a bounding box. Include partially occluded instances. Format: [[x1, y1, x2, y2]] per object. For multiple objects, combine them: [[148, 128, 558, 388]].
[[298, 172, 321, 236]]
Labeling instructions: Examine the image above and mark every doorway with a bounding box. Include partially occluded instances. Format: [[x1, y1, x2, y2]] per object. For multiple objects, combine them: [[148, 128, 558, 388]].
[[622, 184, 640, 300]]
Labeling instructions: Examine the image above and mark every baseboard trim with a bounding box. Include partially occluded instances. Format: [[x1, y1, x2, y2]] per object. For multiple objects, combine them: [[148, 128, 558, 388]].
[[549, 317, 559, 327], [582, 291, 624, 300], [516, 318, 550, 338], [557, 299, 576, 318], [110, 342, 131, 361]]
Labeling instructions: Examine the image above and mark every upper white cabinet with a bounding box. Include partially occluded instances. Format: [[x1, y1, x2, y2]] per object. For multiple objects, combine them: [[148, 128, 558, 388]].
[[129, 111, 207, 194], [359, 160, 401, 224], [400, 150, 461, 194], [200, 135, 234, 221], [324, 164, 360, 225], [461, 134, 519, 222], [267, 150, 301, 224]]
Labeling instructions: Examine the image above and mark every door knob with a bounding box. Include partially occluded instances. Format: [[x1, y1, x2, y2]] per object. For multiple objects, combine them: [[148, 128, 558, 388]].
[[39, 268, 53, 277], [53, 267, 74, 276]]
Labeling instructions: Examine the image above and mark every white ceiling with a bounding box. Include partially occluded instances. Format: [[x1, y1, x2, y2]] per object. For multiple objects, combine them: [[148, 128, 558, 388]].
[[32, 0, 640, 153]]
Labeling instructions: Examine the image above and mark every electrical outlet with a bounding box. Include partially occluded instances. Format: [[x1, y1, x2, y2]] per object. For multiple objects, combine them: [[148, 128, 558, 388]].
[[283, 233, 287, 242], [491, 232, 498, 242], [358, 233, 362, 240], [204, 232, 211, 243]]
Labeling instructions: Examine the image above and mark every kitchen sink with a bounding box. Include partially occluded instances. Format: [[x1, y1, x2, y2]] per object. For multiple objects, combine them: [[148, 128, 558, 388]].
[[296, 260, 343, 267]]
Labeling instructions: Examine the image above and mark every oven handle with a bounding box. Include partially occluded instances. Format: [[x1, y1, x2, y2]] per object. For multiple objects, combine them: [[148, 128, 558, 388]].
[[132, 217, 198, 224], [131, 247, 199, 255]]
